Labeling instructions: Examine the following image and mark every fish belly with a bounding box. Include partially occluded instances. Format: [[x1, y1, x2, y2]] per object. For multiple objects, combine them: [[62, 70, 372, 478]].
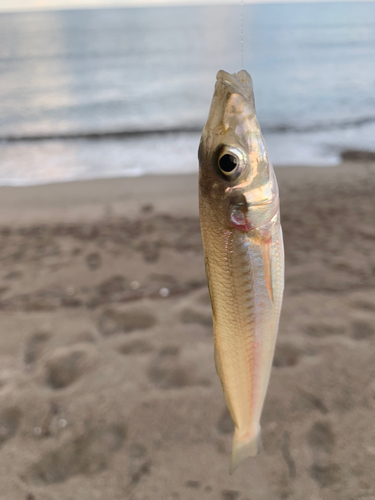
[[201, 211, 284, 472]]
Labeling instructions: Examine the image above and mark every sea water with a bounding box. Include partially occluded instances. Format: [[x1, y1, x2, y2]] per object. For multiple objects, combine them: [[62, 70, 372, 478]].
[[0, 2, 374, 185]]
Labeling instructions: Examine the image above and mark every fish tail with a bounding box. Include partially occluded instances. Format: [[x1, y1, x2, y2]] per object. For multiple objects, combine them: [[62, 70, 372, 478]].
[[229, 425, 262, 474]]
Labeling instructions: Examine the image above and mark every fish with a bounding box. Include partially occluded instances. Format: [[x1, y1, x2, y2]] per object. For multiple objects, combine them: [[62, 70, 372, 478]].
[[198, 70, 284, 473]]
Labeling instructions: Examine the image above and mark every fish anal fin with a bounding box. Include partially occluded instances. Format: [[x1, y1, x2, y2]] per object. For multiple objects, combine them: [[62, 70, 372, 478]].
[[260, 231, 273, 304]]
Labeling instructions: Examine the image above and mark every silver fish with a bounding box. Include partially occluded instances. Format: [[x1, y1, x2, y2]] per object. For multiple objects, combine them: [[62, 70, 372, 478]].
[[198, 70, 284, 473]]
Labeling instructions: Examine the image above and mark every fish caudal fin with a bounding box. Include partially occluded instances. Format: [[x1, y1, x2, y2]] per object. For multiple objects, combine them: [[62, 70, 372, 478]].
[[229, 426, 262, 474]]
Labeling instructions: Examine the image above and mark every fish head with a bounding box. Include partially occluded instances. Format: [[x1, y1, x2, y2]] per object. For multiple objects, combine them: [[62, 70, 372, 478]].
[[199, 70, 279, 232]]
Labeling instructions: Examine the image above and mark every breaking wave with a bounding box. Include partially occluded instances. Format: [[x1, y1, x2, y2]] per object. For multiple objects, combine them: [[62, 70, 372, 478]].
[[2, 115, 375, 143]]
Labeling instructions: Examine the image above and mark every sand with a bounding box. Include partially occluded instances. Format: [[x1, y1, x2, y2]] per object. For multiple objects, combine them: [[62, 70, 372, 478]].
[[0, 161, 375, 500]]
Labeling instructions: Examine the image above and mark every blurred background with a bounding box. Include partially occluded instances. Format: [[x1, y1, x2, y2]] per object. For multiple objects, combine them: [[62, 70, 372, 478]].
[[0, 1, 375, 184], [0, 1, 375, 500]]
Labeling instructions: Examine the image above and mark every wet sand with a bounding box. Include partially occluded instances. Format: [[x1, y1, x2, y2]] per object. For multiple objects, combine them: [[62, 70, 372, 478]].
[[0, 161, 375, 500]]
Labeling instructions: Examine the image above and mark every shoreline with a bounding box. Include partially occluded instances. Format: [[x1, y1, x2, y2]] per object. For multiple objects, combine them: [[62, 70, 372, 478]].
[[0, 159, 372, 224], [1, 125, 375, 186]]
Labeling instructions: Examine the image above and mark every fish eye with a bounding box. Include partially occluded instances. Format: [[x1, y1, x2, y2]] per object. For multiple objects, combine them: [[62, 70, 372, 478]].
[[219, 154, 238, 173], [217, 146, 246, 179]]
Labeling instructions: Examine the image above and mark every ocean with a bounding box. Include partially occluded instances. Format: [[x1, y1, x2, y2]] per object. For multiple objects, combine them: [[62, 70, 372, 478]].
[[0, 2, 374, 185]]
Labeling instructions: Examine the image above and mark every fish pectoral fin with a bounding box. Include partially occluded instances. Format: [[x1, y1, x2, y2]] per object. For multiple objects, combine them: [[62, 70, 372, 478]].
[[214, 347, 238, 428], [260, 233, 273, 304], [230, 425, 263, 474], [214, 346, 223, 380]]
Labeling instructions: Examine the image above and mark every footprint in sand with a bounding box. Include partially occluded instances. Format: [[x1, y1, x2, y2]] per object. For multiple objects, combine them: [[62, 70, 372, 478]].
[[24, 331, 52, 366], [71, 246, 82, 256], [24, 425, 126, 485], [298, 389, 329, 415], [307, 421, 335, 454], [3, 270, 23, 280], [309, 461, 341, 488], [180, 307, 213, 328], [273, 342, 302, 368], [118, 339, 153, 356], [85, 252, 102, 270], [129, 459, 152, 488], [185, 480, 200, 489], [140, 203, 154, 214], [148, 346, 208, 389], [304, 323, 345, 338], [137, 240, 160, 263], [68, 330, 98, 344], [129, 443, 147, 459], [148, 346, 187, 389], [216, 407, 234, 435], [351, 320, 375, 340], [350, 292, 375, 312], [96, 275, 126, 298], [307, 420, 339, 488], [0, 407, 22, 448], [98, 308, 156, 337], [353, 300, 375, 312], [44, 344, 97, 390], [88, 275, 128, 308], [221, 490, 240, 500], [281, 431, 296, 479]]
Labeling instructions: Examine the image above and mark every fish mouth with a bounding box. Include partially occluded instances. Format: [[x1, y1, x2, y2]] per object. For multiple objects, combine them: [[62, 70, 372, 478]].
[[216, 69, 253, 92], [199, 70, 257, 154], [215, 70, 255, 110]]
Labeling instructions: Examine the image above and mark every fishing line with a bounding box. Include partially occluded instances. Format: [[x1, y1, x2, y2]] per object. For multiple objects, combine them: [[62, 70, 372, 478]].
[[241, 0, 244, 69]]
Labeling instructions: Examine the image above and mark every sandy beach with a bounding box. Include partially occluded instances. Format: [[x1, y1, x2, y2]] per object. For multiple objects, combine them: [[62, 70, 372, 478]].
[[0, 160, 375, 500]]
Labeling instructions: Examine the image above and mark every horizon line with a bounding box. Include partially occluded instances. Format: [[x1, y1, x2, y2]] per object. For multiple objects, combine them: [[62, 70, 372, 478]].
[[0, 0, 374, 14]]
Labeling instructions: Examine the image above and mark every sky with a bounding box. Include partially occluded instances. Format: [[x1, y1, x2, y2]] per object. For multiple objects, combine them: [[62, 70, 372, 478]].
[[0, 0, 374, 11]]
